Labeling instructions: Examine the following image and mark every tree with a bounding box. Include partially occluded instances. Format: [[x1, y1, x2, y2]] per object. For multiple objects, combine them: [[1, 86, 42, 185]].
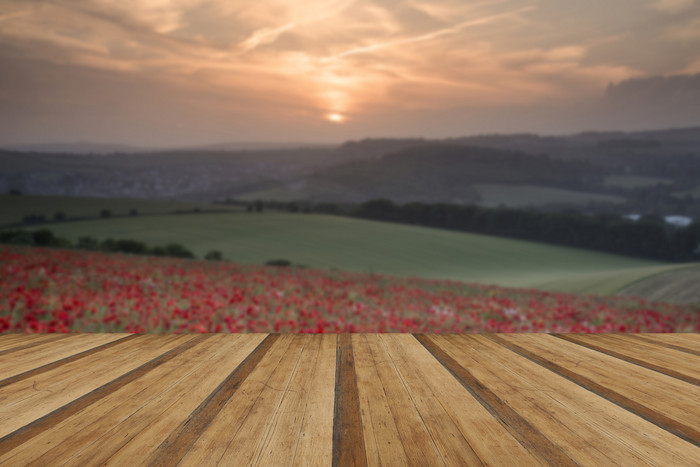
[[54, 212, 66, 222], [100, 209, 111, 218], [205, 250, 223, 261]]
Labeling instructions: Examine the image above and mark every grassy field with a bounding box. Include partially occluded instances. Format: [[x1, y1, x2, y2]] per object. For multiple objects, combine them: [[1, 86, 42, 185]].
[[473, 184, 625, 207], [603, 175, 673, 188], [25, 211, 664, 289], [617, 264, 700, 304], [0, 194, 240, 226]]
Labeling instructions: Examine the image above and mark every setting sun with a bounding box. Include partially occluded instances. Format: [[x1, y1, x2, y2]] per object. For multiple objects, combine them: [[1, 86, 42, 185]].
[[327, 113, 344, 123]]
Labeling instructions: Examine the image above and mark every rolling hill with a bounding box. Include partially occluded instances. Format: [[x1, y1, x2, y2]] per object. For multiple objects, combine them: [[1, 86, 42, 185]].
[[29, 211, 664, 289]]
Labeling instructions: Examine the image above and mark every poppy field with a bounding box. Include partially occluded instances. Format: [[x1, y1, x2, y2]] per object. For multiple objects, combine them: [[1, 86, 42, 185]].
[[1, 246, 698, 334]]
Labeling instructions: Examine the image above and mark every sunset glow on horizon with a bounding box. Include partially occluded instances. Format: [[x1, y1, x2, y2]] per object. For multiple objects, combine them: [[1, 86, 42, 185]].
[[327, 113, 345, 123], [0, 0, 699, 145]]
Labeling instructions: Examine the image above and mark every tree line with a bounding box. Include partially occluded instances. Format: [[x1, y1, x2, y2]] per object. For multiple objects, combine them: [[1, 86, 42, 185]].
[[349, 199, 700, 262]]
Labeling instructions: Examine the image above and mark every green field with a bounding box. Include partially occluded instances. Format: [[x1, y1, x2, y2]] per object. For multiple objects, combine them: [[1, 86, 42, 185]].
[[603, 175, 673, 188], [27, 211, 664, 289], [0, 195, 240, 226], [617, 264, 700, 304], [473, 184, 625, 207]]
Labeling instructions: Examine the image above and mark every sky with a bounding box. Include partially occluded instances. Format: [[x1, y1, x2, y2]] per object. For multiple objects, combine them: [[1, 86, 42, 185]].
[[1, 0, 700, 146]]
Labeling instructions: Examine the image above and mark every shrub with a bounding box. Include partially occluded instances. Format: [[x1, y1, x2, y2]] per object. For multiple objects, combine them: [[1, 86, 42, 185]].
[[77, 236, 99, 250], [151, 246, 166, 256], [100, 238, 117, 252], [54, 212, 66, 222], [205, 250, 223, 261], [163, 243, 195, 259], [100, 209, 111, 218], [129, 209, 138, 216], [32, 229, 58, 246], [266, 259, 291, 267], [114, 239, 149, 255], [0, 230, 33, 245], [22, 214, 46, 224]]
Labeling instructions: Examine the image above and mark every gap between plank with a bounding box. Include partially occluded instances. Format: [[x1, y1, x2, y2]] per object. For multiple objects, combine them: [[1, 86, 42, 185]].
[[488, 334, 700, 448], [553, 334, 699, 387], [332, 334, 368, 467], [147, 334, 279, 467], [0, 334, 207, 457], [626, 335, 700, 357], [0, 334, 139, 389], [414, 334, 576, 467], [0, 335, 73, 357]]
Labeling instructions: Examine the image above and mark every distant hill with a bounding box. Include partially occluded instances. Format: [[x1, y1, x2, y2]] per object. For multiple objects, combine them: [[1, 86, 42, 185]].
[[292, 145, 601, 203], [2, 125, 700, 215], [0, 142, 156, 154]]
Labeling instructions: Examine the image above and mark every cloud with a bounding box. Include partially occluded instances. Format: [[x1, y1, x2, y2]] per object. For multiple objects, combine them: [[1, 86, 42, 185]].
[[0, 0, 697, 144], [319, 6, 534, 63], [239, 22, 295, 52], [652, 0, 696, 14]]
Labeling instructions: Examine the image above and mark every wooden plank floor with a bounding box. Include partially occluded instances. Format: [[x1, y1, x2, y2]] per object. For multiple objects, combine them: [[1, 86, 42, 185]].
[[0, 334, 698, 466]]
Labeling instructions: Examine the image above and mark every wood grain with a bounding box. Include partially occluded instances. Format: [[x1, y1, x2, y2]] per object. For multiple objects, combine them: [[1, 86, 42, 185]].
[[0, 333, 698, 466], [494, 333, 700, 447]]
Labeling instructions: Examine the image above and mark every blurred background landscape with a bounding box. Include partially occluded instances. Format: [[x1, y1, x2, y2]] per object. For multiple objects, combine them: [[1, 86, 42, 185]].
[[1, 0, 699, 332]]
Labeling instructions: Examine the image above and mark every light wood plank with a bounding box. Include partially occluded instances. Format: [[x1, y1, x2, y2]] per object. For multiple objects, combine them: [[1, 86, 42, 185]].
[[178, 334, 298, 465], [292, 334, 336, 467], [253, 335, 324, 465], [0, 334, 49, 352], [55, 335, 264, 466], [558, 334, 700, 383], [0, 335, 191, 438], [380, 335, 483, 465], [0, 335, 237, 465], [437, 335, 700, 465], [397, 335, 545, 465], [0, 333, 130, 381], [352, 334, 409, 466], [633, 333, 700, 354], [0, 334, 70, 355], [499, 334, 700, 438], [215, 335, 308, 466]]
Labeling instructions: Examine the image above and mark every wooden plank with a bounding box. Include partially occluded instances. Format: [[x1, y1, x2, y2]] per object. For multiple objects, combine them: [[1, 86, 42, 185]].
[[0, 335, 195, 441], [147, 334, 276, 466], [352, 334, 409, 466], [332, 334, 366, 467], [393, 335, 542, 465], [445, 335, 700, 465], [293, 334, 337, 467], [494, 334, 700, 446], [215, 335, 309, 466], [364, 335, 446, 465], [41, 334, 265, 466], [556, 334, 700, 385], [0, 333, 698, 465], [0, 335, 252, 465], [254, 335, 333, 466], [380, 335, 483, 465], [418, 335, 574, 466], [0, 334, 71, 356], [0, 334, 135, 387], [0, 335, 53, 352], [630, 334, 700, 356], [176, 334, 299, 465]]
